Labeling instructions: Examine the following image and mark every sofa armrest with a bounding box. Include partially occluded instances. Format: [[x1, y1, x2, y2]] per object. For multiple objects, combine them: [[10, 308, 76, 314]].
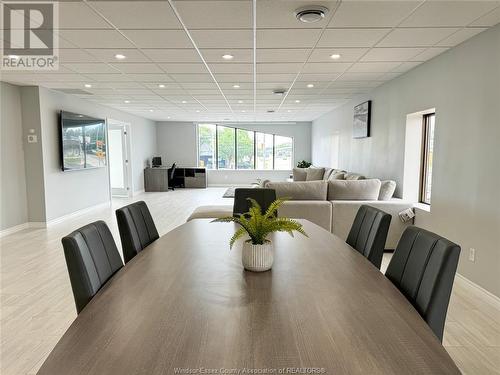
[[331, 199, 414, 249]]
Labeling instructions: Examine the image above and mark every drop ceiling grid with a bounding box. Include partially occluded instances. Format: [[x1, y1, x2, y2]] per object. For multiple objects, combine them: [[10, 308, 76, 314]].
[[0, 0, 499, 121]]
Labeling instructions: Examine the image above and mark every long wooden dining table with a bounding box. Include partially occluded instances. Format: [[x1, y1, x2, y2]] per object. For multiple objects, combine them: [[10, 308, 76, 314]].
[[37, 219, 460, 375]]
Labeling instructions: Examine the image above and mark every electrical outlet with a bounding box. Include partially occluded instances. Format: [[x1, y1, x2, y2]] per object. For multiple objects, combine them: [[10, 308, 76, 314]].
[[469, 248, 476, 262]]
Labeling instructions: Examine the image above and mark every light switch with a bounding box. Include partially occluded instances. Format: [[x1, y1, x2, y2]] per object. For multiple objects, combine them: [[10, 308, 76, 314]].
[[27, 134, 38, 143]]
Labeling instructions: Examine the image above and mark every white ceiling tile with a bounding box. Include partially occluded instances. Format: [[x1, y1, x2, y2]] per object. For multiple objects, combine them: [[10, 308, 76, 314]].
[[348, 62, 402, 73], [190, 30, 253, 48], [318, 29, 390, 47], [337, 72, 383, 81], [409, 47, 449, 62], [302, 62, 351, 73], [471, 5, 500, 27], [159, 63, 208, 74], [257, 73, 297, 82], [257, 49, 309, 63], [58, 49, 100, 63], [62, 63, 121, 74], [360, 47, 426, 62], [182, 82, 219, 89], [59, 2, 112, 29], [57, 30, 135, 48], [209, 64, 253, 74], [378, 28, 459, 47], [257, 0, 338, 29], [391, 61, 423, 74], [329, 1, 420, 27], [111, 63, 165, 74], [88, 1, 182, 29], [170, 74, 215, 82], [309, 48, 368, 62], [400, 1, 499, 27], [297, 73, 340, 81], [174, 0, 252, 29], [142, 49, 200, 63], [123, 30, 192, 48], [128, 74, 176, 82], [257, 63, 302, 74], [214, 74, 253, 82], [436, 28, 488, 47], [257, 29, 322, 48], [85, 49, 150, 63]]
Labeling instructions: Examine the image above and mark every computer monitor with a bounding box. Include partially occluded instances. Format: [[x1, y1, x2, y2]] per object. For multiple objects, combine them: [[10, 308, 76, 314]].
[[152, 157, 162, 167]]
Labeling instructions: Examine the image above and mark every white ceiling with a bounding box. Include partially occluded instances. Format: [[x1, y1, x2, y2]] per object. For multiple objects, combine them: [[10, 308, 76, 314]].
[[1, 0, 499, 122]]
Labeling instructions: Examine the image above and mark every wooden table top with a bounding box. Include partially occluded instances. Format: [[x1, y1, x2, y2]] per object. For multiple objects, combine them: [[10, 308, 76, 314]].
[[38, 219, 460, 375]]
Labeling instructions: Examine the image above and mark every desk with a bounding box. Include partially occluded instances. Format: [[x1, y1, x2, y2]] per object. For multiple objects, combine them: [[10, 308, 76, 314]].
[[37, 220, 460, 375], [144, 167, 207, 191]]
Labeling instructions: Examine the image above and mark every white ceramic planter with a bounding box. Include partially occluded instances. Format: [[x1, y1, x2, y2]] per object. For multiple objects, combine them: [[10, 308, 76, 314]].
[[242, 240, 274, 272]]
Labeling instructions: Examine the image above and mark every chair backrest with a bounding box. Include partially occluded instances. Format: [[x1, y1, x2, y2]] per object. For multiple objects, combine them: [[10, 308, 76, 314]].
[[346, 205, 391, 269], [385, 226, 461, 341], [115, 201, 159, 263], [62, 221, 123, 314], [170, 163, 176, 180], [233, 188, 277, 217]]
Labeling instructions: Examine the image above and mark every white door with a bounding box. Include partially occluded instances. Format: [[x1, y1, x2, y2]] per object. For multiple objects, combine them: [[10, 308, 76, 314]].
[[108, 123, 130, 197]]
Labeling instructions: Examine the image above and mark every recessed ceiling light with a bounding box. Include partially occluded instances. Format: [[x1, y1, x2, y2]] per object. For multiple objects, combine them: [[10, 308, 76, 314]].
[[238, 100, 243, 104], [295, 100, 301, 103], [114, 54, 126, 60], [307, 83, 314, 88], [222, 54, 234, 60], [233, 84, 240, 89], [149, 109, 154, 112], [287, 110, 292, 113], [158, 84, 165, 88], [84, 83, 92, 88], [196, 110, 200, 113], [124, 100, 130, 103], [241, 110, 246, 113], [8, 55, 19, 59], [294, 6, 328, 23], [182, 100, 187, 104], [330, 53, 341, 60], [167, 116, 171, 119]]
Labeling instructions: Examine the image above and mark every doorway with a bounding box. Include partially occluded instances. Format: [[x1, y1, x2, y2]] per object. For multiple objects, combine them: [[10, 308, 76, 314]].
[[108, 120, 132, 197]]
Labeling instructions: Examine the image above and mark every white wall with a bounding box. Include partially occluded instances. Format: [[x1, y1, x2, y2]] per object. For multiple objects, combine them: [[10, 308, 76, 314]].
[[156, 121, 311, 185], [37, 87, 157, 221], [311, 25, 500, 297], [0, 82, 28, 230]]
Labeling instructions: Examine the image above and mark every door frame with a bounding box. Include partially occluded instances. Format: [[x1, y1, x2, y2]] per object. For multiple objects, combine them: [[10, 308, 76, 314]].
[[107, 119, 132, 198]]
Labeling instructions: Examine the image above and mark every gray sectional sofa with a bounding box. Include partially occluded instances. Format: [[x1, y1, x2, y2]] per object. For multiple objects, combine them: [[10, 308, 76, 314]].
[[187, 167, 414, 249]]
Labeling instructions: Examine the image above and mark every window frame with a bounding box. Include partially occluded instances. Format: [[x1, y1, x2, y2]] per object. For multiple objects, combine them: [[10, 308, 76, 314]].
[[197, 124, 293, 171], [419, 113, 435, 205]]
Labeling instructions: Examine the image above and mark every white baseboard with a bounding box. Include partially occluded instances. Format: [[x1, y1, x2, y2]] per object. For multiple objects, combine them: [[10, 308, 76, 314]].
[[46, 201, 111, 227], [456, 273, 500, 307], [0, 222, 30, 238]]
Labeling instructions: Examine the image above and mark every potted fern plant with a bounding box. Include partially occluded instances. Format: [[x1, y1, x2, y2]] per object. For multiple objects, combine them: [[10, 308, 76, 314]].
[[212, 198, 307, 272]]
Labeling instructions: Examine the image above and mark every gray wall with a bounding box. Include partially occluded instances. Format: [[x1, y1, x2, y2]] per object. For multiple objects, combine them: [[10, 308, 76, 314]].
[[0, 82, 28, 230], [156, 121, 312, 185], [311, 25, 500, 297], [38, 87, 157, 221]]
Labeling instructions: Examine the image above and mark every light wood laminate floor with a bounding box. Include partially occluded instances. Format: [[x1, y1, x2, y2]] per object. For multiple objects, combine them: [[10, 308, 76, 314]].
[[1, 188, 499, 375]]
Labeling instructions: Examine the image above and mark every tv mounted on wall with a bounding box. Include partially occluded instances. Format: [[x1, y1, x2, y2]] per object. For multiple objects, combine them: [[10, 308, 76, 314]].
[[59, 111, 107, 171]]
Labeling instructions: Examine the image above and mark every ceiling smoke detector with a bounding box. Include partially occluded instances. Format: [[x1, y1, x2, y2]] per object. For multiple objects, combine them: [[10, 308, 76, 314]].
[[294, 6, 328, 23]]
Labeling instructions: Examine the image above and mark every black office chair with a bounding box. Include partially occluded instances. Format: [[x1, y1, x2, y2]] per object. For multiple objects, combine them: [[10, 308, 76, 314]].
[[115, 201, 159, 264], [233, 188, 277, 217], [346, 205, 391, 269], [385, 226, 461, 342], [62, 221, 123, 314], [168, 163, 177, 190]]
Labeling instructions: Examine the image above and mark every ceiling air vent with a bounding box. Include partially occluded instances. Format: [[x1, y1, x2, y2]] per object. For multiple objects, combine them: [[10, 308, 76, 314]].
[[272, 89, 286, 96], [54, 88, 93, 95], [267, 110, 275, 113], [294, 6, 329, 23]]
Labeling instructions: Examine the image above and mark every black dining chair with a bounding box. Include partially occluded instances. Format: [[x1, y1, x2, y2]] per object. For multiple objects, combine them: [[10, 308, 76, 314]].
[[115, 200, 159, 264], [168, 163, 177, 190], [233, 188, 277, 217], [62, 221, 123, 314], [346, 205, 391, 269], [385, 226, 461, 342]]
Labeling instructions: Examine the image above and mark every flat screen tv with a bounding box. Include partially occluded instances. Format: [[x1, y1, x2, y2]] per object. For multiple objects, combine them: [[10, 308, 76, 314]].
[[59, 111, 107, 171]]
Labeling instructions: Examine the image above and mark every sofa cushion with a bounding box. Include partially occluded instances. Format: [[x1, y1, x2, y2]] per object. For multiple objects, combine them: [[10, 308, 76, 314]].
[[266, 181, 327, 200], [279, 201, 332, 232], [327, 179, 381, 201], [328, 171, 345, 180], [306, 167, 325, 181], [292, 168, 307, 181], [187, 205, 232, 221], [323, 168, 333, 180], [344, 172, 366, 180], [379, 180, 397, 201]]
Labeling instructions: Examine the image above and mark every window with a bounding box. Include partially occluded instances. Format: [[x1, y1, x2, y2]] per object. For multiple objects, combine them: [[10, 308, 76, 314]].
[[256, 132, 274, 170], [217, 126, 236, 169], [198, 124, 216, 169], [420, 113, 435, 205], [197, 124, 294, 170], [237, 129, 254, 169], [274, 135, 293, 170]]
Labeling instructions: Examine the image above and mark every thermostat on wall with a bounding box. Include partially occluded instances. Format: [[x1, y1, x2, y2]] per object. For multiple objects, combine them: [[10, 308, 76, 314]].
[[27, 134, 37, 143]]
